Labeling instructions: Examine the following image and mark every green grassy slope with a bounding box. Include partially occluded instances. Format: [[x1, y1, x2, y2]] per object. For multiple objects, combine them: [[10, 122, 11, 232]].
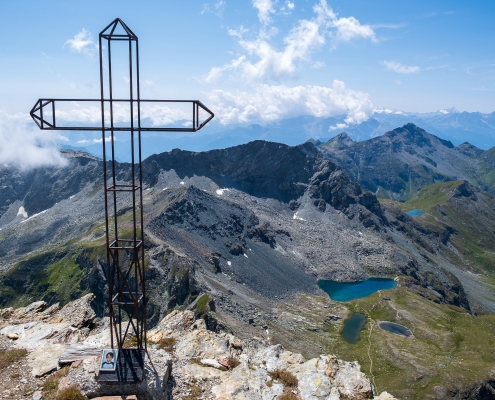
[[393, 181, 495, 276], [267, 287, 495, 400]]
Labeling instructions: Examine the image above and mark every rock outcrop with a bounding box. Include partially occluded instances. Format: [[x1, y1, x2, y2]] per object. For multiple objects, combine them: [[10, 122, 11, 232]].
[[0, 295, 397, 399]]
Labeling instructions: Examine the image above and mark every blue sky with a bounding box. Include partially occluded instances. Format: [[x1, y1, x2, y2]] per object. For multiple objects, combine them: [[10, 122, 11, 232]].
[[0, 0, 494, 166]]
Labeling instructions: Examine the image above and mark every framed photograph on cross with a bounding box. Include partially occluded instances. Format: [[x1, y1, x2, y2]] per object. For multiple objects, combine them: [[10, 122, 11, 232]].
[[99, 349, 119, 372]]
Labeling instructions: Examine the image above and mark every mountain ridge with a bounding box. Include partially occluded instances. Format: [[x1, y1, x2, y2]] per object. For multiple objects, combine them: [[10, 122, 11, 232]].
[[318, 123, 495, 201]]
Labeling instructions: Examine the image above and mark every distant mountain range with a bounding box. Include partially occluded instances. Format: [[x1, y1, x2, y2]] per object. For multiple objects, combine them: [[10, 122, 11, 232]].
[[62, 108, 495, 162]]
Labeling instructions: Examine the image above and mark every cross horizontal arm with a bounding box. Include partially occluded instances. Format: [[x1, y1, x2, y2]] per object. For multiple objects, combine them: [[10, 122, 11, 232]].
[[30, 98, 214, 132]]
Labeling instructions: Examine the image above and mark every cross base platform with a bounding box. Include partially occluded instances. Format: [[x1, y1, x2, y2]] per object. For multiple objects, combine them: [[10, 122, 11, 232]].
[[97, 349, 145, 383]]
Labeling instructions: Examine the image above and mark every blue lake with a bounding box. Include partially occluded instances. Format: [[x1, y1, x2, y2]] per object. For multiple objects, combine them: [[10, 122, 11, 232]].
[[318, 278, 397, 302], [406, 209, 424, 216], [378, 321, 413, 337], [342, 313, 367, 344]]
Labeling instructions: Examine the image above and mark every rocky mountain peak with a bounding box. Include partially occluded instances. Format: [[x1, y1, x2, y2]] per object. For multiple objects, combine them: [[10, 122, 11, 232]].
[[318, 122, 492, 201], [451, 180, 477, 199], [384, 123, 454, 149], [325, 132, 354, 149], [456, 142, 484, 157], [59, 149, 100, 161]]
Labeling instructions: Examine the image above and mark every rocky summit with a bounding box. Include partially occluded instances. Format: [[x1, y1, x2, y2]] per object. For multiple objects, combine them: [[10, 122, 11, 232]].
[[0, 295, 397, 400]]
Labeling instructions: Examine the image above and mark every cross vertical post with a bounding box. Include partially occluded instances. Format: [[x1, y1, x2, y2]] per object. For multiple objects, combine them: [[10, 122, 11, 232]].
[[99, 19, 146, 351]]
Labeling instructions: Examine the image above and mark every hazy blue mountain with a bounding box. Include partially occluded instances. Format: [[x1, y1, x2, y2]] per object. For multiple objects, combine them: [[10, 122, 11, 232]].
[[61, 108, 495, 162]]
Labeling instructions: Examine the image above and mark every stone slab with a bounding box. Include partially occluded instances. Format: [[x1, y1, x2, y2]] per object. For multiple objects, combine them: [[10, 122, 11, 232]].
[[29, 344, 66, 377]]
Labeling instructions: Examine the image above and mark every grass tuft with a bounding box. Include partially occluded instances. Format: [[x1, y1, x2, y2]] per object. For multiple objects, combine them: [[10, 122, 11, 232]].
[[0, 349, 28, 370], [55, 386, 87, 400], [157, 337, 176, 353], [278, 387, 299, 399], [123, 335, 138, 348], [43, 367, 70, 397], [268, 369, 298, 388], [226, 356, 241, 369]]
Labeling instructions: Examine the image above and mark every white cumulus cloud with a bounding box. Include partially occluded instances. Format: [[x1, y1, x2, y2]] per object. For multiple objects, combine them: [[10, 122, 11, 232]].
[[253, 0, 276, 25], [0, 111, 67, 170], [64, 29, 98, 57], [207, 81, 373, 125], [204, 0, 376, 82], [382, 60, 420, 74], [329, 122, 348, 131], [54, 102, 192, 127], [331, 16, 376, 42]]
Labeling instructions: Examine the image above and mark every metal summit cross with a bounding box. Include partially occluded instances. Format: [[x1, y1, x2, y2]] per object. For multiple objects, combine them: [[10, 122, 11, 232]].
[[30, 19, 214, 354]]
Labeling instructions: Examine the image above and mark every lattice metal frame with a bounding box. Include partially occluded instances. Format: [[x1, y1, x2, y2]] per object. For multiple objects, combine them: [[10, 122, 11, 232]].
[[30, 18, 214, 351]]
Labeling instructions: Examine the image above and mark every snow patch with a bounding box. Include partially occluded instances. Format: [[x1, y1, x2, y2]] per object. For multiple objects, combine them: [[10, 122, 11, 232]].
[[243, 253, 248, 258], [180, 181, 185, 185], [293, 212, 306, 221], [17, 206, 28, 218], [439, 109, 449, 114], [227, 261, 232, 266], [216, 188, 230, 196], [21, 209, 47, 223], [69, 195, 75, 199]]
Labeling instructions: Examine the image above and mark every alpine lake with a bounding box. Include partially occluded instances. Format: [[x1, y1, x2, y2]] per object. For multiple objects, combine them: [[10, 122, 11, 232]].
[[318, 278, 398, 344]]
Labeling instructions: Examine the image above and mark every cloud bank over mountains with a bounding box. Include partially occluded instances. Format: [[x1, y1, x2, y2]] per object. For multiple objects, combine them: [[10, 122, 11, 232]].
[[207, 81, 372, 125], [0, 111, 67, 170]]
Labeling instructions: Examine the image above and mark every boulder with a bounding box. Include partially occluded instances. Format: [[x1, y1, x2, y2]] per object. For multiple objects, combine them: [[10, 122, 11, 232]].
[[29, 344, 66, 377], [288, 355, 373, 400], [0, 301, 389, 400], [49, 293, 95, 328], [211, 362, 284, 399], [174, 320, 230, 360]]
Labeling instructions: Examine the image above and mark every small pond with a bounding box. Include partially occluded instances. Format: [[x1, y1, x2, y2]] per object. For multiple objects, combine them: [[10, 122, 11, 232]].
[[377, 321, 413, 337], [406, 209, 424, 216], [341, 313, 367, 344], [318, 278, 397, 302]]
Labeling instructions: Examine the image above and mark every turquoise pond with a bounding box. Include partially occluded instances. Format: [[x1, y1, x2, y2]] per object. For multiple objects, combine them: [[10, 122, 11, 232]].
[[341, 313, 367, 344], [406, 209, 424, 216], [318, 278, 397, 302]]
